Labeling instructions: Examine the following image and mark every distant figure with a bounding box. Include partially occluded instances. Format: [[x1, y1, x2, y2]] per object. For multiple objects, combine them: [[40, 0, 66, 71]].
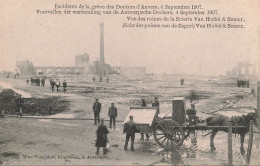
[[63, 80, 67, 92], [48, 106, 52, 115], [16, 96, 24, 117], [35, 78, 39, 86], [41, 78, 45, 87], [152, 97, 160, 114], [93, 99, 101, 125], [50, 80, 55, 92], [106, 77, 109, 83], [186, 104, 197, 125], [251, 89, 255, 96], [26, 78, 29, 85], [100, 76, 102, 82], [181, 78, 184, 85], [124, 115, 136, 151], [141, 99, 146, 107], [108, 103, 117, 130], [95, 119, 109, 155], [247, 80, 250, 88], [6, 73, 9, 78], [55, 79, 60, 92], [140, 99, 149, 140], [93, 77, 96, 83]]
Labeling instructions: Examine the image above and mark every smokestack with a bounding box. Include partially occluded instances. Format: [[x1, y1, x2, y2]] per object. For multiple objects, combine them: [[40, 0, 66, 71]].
[[100, 23, 105, 63]]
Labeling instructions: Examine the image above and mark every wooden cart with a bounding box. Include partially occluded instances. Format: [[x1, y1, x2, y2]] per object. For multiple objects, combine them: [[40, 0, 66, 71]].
[[124, 97, 249, 150]]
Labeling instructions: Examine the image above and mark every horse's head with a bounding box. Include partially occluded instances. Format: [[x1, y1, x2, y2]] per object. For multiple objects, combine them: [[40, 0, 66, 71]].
[[244, 112, 256, 123]]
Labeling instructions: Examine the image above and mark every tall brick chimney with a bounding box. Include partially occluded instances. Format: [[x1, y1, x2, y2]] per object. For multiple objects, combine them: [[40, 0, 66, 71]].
[[100, 23, 105, 63]]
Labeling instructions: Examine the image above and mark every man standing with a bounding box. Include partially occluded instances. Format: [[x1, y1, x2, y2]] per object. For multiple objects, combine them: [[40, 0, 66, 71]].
[[26, 78, 29, 85], [93, 98, 101, 125], [63, 80, 67, 92], [181, 78, 184, 85], [96, 118, 109, 155], [41, 78, 45, 87], [108, 103, 117, 130], [141, 99, 146, 107], [56, 79, 60, 92], [123, 116, 136, 151], [51, 79, 55, 92], [16, 96, 24, 117], [140, 99, 149, 140], [152, 97, 160, 114]]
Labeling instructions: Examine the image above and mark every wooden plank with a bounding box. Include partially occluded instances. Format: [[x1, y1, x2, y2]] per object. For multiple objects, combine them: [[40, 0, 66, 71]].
[[228, 121, 233, 165], [246, 120, 254, 165]]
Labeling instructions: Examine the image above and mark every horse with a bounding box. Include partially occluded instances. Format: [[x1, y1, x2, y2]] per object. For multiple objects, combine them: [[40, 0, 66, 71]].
[[206, 112, 256, 154], [30, 78, 40, 86]]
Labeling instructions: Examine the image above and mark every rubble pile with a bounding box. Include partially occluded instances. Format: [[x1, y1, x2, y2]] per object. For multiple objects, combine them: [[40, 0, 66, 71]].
[[0, 89, 17, 114], [0, 89, 70, 115], [24, 97, 70, 115]]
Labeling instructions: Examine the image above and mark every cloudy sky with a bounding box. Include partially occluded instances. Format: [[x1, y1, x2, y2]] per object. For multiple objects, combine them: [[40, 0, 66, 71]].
[[0, 0, 259, 75]]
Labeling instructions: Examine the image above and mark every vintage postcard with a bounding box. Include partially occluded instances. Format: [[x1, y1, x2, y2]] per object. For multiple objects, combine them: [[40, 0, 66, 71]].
[[0, 0, 259, 165]]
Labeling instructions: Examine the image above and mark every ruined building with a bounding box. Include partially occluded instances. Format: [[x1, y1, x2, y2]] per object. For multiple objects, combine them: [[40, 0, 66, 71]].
[[16, 60, 35, 75], [226, 61, 257, 78]]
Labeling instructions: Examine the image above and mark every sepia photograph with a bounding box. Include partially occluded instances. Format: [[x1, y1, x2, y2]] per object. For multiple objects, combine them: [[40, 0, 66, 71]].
[[0, 0, 260, 165]]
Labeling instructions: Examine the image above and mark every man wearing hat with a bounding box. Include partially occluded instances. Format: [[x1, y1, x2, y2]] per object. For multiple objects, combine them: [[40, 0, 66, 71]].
[[152, 97, 160, 114], [62, 79, 67, 92], [92, 98, 102, 125], [123, 115, 136, 151], [108, 103, 117, 129], [186, 103, 197, 125], [15, 95, 24, 117], [96, 118, 109, 155], [140, 99, 149, 140], [141, 99, 146, 107]]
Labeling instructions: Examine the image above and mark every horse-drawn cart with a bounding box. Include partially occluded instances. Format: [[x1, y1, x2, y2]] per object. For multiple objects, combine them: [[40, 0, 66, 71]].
[[123, 97, 254, 151]]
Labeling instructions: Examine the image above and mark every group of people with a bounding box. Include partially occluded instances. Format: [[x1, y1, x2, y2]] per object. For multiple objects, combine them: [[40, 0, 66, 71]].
[[92, 99, 117, 129], [27, 77, 45, 87], [26, 77, 67, 92], [94, 97, 160, 154], [92, 76, 109, 83], [237, 79, 250, 88], [49, 79, 67, 92]]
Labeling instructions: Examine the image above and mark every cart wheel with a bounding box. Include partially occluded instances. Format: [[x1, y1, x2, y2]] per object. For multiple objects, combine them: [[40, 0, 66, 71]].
[[184, 129, 190, 140], [153, 119, 184, 150]]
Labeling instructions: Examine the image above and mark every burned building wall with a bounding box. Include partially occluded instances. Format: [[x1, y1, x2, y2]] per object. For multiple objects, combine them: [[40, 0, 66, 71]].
[[16, 60, 35, 75]]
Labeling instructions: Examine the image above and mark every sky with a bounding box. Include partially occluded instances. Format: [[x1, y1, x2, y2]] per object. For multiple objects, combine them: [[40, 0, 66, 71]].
[[0, 0, 259, 75]]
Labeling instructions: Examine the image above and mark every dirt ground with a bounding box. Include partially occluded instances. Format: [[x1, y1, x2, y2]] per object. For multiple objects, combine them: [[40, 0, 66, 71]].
[[0, 74, 259, 165]]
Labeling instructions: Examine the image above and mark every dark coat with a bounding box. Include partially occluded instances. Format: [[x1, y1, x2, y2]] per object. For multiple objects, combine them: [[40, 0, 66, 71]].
[[152, 101, 160, 113], [15, 98, 24, 112], [152, 101, 159, 107], [63, 82, 67, 87], [95, 124, 109, 147], [108, 107, 117, 117], [123, 121, 137, 135], [93, 102, 101, 112]]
